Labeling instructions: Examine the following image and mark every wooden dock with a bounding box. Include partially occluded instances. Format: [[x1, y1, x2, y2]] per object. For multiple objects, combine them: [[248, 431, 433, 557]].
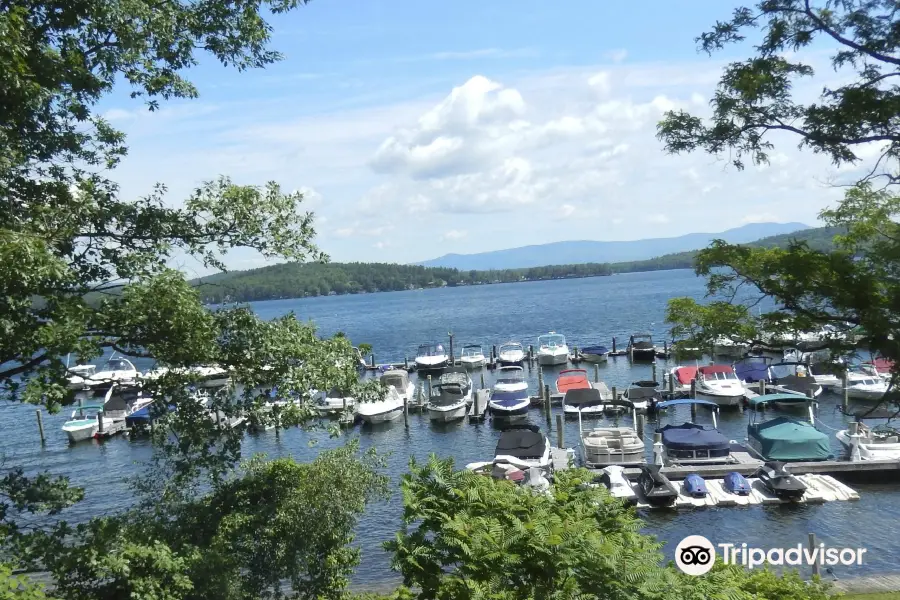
[[833, 573, 900, 594], [468, 390, 489, 421]]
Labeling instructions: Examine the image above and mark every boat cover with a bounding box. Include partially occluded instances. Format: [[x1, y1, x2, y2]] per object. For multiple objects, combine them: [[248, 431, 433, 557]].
[[563, 388, 602, 406], [581, 345, 608, 355], [748, 393, 811, 409], [734, 357, 772, 382], [658, 423, 729, 451], [772, 374, 818, 395], [749, 417, 831, 461], [557, 371, 590, 393], [495, 429, 546, 459], [624, 386, 658, 401], [673, 366, 698, 385], [490, 390, 529, 407]]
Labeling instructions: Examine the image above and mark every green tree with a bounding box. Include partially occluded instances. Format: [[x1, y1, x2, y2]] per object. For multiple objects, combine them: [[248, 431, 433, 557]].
[[657, 0, 900, 389]]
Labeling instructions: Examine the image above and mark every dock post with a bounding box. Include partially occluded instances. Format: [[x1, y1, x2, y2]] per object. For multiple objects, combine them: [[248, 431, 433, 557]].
[[370, 354, 375, 368], [635, 413, 645, 438], [652, 362, 658, 384], [404, 357, 409, 371], [403, 394, 409, 429], [556, 414, 564, 449], [35, 409, 45, 445], [690, 379, 696, 399], [668, 371, 674, 394], [543, 384, 551, 425], [611, 386, 617, 402], [691, 400, 697, 421], [808, 533, 820, 578], [760, 379, 766, 395], [492, 345, 497, 364], [480, 371, 485, 390], [537, 369, 544, 401], [97, 411, 105, 435], [593, 364, 599, 383], [611, 337, 617, 354], [448, 332, 454, 367], [529, 345, 534, 362], [573, 346, 579, 361], [664, 341, 668, 355], [842, 372, 849, 412], [849, 421, 861, 461], [653, 432, 664, 465], [427, 375, 433, 399]]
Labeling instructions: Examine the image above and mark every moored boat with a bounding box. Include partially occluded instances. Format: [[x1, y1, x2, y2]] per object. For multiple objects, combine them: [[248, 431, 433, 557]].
[[636, 465, 678, 507], [627, 333, 656, 361], [668, 366, 698, 393], [654, 399, 732, 464], [746, 394, 831, 462], [556, 369, 590, 395], [694, 365, 745, 407], [427, 382, 470, 422], [536, 332, 568, 366], [381, 369, 416, 404], [497, 342, 526, 365], [357, 387, 405, 424], [62, 404, 114, 443], [579, 345, 609, 363], [414, 342, 449, 373], [459, 344, 487, 369], [573, 395, 644, 467], [493, 366, 528, 394], [836, 422, 900, 460], [84, 357, 139, 393], [755, 461, 807, 501]]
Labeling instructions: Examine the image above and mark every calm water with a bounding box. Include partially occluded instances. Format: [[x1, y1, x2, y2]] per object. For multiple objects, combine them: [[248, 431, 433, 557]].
[[2, 270, 897, 585]]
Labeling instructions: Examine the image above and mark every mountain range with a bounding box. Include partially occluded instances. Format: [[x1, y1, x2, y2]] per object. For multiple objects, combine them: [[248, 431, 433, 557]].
[[416, 222, 811, 270]]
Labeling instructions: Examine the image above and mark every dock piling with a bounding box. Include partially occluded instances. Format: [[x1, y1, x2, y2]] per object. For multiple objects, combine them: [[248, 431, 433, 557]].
[[651, 362, 658, 383], [537, 369, 544, 401], [611, 386, 618, 402], [593, 364, 599, 383], [529, 345, 534, 362], [492, 345, 497, 364], [690, 379, 696, 399], [668, 372, 674, 394], [663, 341, 668, 355], [370, 354, 375, 368], [403, 394, 409, 428], [842, 372, 849, 412], [448, 332, 454, 366], [760, 379, 767, 396], [35, 409, 45, 445], [636, 413, 645, 438], [612, 337, 617, 353], [556, 414, 564, 449], [573, 346, 579, 361], [653, 432, 664, 465], [427, 375, 433, 399], [97, 411, 105, 435], [480, 371, 486, 390], [849, 421, 862, 462], [404, 357, 409, 370], [808, 533, 820, 578], [543, 384, 551, 425]]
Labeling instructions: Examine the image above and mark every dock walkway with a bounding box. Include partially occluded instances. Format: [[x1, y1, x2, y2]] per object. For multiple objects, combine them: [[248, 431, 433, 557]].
[[833, 574, 900, 595]]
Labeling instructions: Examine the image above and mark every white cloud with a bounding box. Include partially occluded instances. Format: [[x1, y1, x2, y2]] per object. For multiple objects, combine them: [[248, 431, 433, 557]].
[[604, 49, 628, 64], [441, 229, 468, 241]]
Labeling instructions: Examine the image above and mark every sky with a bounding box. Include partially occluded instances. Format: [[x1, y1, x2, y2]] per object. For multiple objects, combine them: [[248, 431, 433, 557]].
[[98, 0, 866, 275]]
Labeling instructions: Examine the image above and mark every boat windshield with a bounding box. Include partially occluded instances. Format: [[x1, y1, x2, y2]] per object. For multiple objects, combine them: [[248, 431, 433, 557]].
[[539, 334, 566, 348], [496, 368, 524, 383], [708, 372, 738, 381], [417, 344, 445, 357], [859, 378, 880, 386], [462, 346, 483, 357], [381, 374, 408, 389], [500, 343, 522, 353], [633, 333, 652, 341], [103, 358, 133, 372]]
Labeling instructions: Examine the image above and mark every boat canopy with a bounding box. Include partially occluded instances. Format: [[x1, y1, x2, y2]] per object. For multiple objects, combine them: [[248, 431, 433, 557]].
[[416, 343, 445, 357], [659, 423, 730, 451], [380, 370, 409, 390], [656, 399, 719, 410], [734, 356, 773, 382], [499, 342, 523, 350], [462, 344, 483, 354], [490, 390, 529, 405], [563, 388, 602, 406], [624, 386, 657, 401], [99, 358, 135, 372], [538, 333, 566, 347], [495, 427, 546, 459], [750, 417, 831, 461], [673, 366, 699, 385], [495, 366, 524, 383], [749, 393, 812, 408], [581, 345, 609, 354], [633, 332, 652, 339]]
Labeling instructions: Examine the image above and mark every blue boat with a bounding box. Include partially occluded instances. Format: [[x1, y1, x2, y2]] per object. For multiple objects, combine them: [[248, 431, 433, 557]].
[[733, 355, 773, 383], [579, 345, 609, 363], [489, 389, 530, 418], [723, 472, 751, 496], [683, 473, 709, 498], [655, 399, 732, 464]]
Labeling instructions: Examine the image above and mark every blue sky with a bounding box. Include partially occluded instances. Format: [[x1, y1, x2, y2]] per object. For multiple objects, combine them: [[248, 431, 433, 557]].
[[100, 0, 857, 274]]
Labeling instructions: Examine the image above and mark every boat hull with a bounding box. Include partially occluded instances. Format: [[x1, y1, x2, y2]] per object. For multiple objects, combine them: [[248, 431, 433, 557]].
[[537, 352, 568, 366], [845, 388, 887, 402], [836, 430, 900, 460], [358, 407, 403, 424], [580, 352, 608, 363], [695, 388, 744, 407], [415, 358, 449, 372], [489, 403, 529, 418], [63, 422, 98, 443], [459, 358, 486, 369], [427, 404, 467, 422]]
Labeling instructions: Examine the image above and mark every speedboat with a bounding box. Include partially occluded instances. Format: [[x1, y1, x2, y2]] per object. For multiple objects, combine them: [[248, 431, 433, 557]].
[[536, 332, 568, 366], [669, 366, 698, 392], [861, 357, 893, 382], [755, 461, 807, 501], [563, 387, 606, 416], [357, 387, 404, 424], [440, 367, 473, 399], [682, 474, 709, 498], [493, 424, 552, 475], [414, 342, 449, 373], [459, 344, 487, 369], [85, 357, 139, 392], [767, 362, 823, 400], [746, 394, 831, 461], [140, 365, 230, 388], [380, 369, 416, 404], [733, 355, 773, 383], [654, 399, 732, 464], [66, 364, 96, 390], [497, 342, 526, 365], [427, 382, 470, 422], [694, 365, 745, 407], [493, 366, 528, 393], [489, 388, 530, 419], [805, 362, 842, 389], [712, 337, 749, 358], [723, 472, 751, 496], [636, 465, 678, 507], [627, 332, 656, 361], [622, 383, 659, 412], [836, 422, 900, 460], [62, 404, 114, 443], [579, 345, 609, 363], [574, 395, 644, 467], [556, 369, 590, 395], [844, 376, 889, 402], [316, 388, 356, 416]]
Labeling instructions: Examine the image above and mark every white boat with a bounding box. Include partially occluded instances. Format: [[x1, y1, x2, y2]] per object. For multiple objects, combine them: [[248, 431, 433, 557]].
[[316, 388, 356, 415], [62, 404, 115, 443], [694, 365, 745, 407], [844, 376, 888, 402], [493, 366, 528, 394], [598, 466, 638, 501], [712, 336, 749, 358], [488, 387, 530, 419], [459, 344, 486, 369], [493, 425, 552, 473], [766, 362, 823, 402], [380, 369, 416, 403], [497, 342, 526, 365], [669, 366, 698, 393], [414, 342, 449, 372], [578, 345, 609, 363], [536, 332, 568, 366], [357, 387, 404, 423], [805, 362, 842, 389], [85, 357, 139, 391], [573, 394, 644, 466], [66, 364, 96, 390], [141, 365, 230, 388], [427, 381, 471, 422], [836, 422, 900, 460], [439, 368, 473, 400]]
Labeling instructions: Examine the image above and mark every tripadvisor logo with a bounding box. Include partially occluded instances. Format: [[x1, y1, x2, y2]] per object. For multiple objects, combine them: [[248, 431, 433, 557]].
[[674, 535, 868, 576]]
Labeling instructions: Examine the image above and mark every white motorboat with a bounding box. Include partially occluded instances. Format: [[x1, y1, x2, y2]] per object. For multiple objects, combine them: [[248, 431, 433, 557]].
[[804, 362, 842, 389], [427, 381, 470, 422], [380, 369, 416, 404], [493, 366, 528, 394], [316, 388, 356, 416], [578, 345, 609, 363], [766, 363, 823, 401], [85, 357, 139, 392], [694, 365, 745, 407], [439, 367, 473, 400], [836, 422, 900, 460], [844, 376, 888, 402], [860, 358, 893, 383], [497, 342, 526, 365], [61, 404, 114, 443], [66, 364, 96, 390], [668, 366, 698, 393], [536, 332, 568, 366], [573, 395, 644, 467], [712, 336, 749, 358], [414, 342, 449, 372], [488, 387, 530, 419], [493, 425, 552, 473], [459, 344, 486, 369], [141, 365, 230, 388], [357, 387, 404, 424]]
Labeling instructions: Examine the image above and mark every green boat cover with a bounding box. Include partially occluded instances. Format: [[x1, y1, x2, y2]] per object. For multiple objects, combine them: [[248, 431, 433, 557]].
[[748, 393, 810, 409], [748, 416, 831, 461]]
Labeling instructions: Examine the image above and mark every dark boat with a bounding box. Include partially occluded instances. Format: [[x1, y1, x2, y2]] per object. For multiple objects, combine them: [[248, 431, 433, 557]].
[[683, 473, 708, 498], [622, 384, 660, 411], [636, 464, 678, 507], [654, 399, 732, 464], [723, 472, 751, 496], [755, 461, 807, 501], [627, 333, 656, 361]]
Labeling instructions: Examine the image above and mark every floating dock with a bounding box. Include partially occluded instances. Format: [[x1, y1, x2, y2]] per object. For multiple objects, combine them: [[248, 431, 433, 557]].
[[468, 390, 489, 421]]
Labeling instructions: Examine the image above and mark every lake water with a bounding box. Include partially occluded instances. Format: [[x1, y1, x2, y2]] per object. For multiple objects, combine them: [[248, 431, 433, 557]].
[[2, 269, 897, 586]]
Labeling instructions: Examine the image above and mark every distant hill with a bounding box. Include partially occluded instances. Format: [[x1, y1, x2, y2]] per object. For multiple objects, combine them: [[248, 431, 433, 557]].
[[416, 222, 811, 270], [193, 225, 838, 304]]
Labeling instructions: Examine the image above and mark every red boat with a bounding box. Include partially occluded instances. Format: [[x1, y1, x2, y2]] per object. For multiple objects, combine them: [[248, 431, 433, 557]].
[[556, 369, 591, 394]]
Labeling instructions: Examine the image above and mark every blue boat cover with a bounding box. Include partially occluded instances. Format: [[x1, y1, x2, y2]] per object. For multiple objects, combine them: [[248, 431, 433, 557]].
[[734, 357, 772, 382], [490, 390, 529, 407], [581, 345, 609, 354], [658, 423, 729, 451]]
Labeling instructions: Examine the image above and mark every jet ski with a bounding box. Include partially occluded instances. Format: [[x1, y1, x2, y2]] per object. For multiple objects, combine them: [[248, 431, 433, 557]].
[[755, 461, 807, 501], [597, 465, 637, 501], [683, 473, 708, 498], [723, 471, 751, 496], [637, 465, 678, 507]]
